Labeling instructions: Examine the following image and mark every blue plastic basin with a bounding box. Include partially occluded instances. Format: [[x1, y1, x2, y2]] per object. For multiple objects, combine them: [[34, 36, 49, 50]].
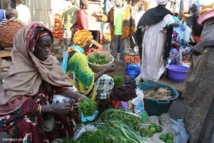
[[167, 65, 189, 82]]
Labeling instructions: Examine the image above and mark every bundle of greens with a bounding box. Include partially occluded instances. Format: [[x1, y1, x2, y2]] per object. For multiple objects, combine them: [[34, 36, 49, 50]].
[[113, 75, 125, 87], [79, 99, 97, 116], [99, 109, 144, 130], [88, 52, 110, 65], [66, 120, 146, 143]]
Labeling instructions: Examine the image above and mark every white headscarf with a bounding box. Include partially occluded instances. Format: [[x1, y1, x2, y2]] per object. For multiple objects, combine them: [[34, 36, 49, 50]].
[[156, 0, 169, 5]]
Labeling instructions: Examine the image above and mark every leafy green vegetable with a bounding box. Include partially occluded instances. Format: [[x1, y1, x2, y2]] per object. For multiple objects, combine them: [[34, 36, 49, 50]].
[[113, 75, 125, 87], [79, 99, 97, 116], [88, 52, 110, 65]]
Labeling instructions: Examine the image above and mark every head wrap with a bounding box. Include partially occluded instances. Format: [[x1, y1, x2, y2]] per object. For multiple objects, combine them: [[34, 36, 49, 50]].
[[156, 0, 169, 5], [198, 9, 214, 25], [73, 30, 93, 47], [30, 27, 52, 52], [0, 22, 72, 115]]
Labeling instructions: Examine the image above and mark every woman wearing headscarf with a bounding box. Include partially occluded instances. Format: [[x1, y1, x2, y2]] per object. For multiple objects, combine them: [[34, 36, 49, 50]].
[[62, 30, 115, 107], [182, 9, 214, 143], [0, 22, 88, 142], [136, 0, 179, 82]]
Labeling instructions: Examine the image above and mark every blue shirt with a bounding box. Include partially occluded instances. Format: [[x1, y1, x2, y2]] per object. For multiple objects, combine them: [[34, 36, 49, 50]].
[[0, 9, 6, 22]]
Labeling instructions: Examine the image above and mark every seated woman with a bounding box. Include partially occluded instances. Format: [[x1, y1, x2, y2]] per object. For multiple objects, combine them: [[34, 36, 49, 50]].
[[62, 30, 115, 103], [0, 22, 88, 142]]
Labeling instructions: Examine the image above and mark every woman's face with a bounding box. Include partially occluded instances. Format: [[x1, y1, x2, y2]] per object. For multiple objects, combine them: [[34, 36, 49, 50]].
[[34, 35, 52, 61]]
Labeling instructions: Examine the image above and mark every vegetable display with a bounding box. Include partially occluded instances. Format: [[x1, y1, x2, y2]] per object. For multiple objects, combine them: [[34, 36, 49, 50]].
[[78, 99, 97, 116], [65, 120, 146, 143], [159, 132, 174, 143], [53, 13, 63, 41], [99, 109, 144, 129], [88, 52, 110, 65], [113, 75, 125, 87], [140, 123, 163, 138]]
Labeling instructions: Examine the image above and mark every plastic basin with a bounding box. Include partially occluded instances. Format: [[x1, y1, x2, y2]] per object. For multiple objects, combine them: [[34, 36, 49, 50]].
[[167, 65, 189, 82], [138, 81, 179, 116]]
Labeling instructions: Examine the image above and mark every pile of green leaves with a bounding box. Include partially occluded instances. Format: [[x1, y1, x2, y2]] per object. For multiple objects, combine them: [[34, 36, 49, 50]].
[[88, 52, 110, 65], [79, 99, 97, 116], [66, 120, 146, 143], [113, 75, 125, 87], [99, 109, 144, 130]]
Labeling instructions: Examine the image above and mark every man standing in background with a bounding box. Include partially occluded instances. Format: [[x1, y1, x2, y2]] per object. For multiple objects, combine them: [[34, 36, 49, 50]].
[[108, 0, 135, 62]]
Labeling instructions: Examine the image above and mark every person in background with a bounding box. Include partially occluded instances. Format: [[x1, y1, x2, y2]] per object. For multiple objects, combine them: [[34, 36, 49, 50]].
[[173, 12, 187, 44], [62, 0, 79, 46], [0, 8, 18, 22], [15, 0, 31, 24], [136, 0, 179, 82], [104, 0, 113, 15], [133, 0, 146, 28], [0, 22, 88, 142], [188, 0, 201, 27], [75, 0, 89, 31], [108, 0, 135, 62], [62, 30, 115, 111], [183, 9, 214, 143]]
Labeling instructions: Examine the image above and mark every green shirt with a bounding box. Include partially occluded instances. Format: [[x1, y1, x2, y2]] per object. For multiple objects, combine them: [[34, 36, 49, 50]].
[[114, 9, 123, 35]]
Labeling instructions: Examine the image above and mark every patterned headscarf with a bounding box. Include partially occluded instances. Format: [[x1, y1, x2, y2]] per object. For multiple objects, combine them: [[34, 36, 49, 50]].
[[0, 22, 72, 115], [29, 27, 53, 52]]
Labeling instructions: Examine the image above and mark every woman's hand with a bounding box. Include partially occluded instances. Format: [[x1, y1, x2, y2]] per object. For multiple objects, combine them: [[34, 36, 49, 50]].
[[52, 102, 71, 114], [77, 93, 88, 102]]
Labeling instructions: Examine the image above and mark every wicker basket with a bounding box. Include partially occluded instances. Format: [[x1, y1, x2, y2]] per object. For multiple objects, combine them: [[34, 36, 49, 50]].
[[87, 52, 114, 72]]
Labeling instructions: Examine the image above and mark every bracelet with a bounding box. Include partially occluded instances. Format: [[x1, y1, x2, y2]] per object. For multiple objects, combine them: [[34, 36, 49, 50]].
[[38, 105, 42, 114]]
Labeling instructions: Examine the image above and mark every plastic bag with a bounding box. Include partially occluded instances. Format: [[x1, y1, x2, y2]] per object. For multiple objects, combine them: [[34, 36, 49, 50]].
[[171, 118, 190, 143], [131, 87, 144, 114]]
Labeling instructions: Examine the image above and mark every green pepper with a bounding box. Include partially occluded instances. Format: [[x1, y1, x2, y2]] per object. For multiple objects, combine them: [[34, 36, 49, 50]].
[[166, 139, 173, 143], [156, 125, 163, 132], [147, 131, 154, 137], [166, 132, 174, 140], [149, 123, 156, 128], [149, 127, 156, 133], [140, 128, 148, 137], [159, 134, 167, 142]]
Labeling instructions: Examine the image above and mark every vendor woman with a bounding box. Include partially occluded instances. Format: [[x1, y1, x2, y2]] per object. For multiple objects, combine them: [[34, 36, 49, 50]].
[[0, 22, 88, 142], [62, 30, 115, 102]]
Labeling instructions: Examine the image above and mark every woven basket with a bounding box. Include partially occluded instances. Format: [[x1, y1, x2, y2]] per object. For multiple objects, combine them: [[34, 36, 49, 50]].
[[87, 52, 114, 72]]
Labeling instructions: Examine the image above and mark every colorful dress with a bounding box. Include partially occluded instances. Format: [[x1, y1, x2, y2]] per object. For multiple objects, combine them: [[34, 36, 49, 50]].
[[0, 81, 77, 142]]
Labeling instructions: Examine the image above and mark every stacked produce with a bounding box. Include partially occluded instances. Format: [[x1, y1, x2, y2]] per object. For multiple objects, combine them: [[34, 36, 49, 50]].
[[125, 55, 140, 64], [64, 109, 175, 143], [53, 13, 63, 41], [0, 20, 25, 48], [88, 52, 110, 65]]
